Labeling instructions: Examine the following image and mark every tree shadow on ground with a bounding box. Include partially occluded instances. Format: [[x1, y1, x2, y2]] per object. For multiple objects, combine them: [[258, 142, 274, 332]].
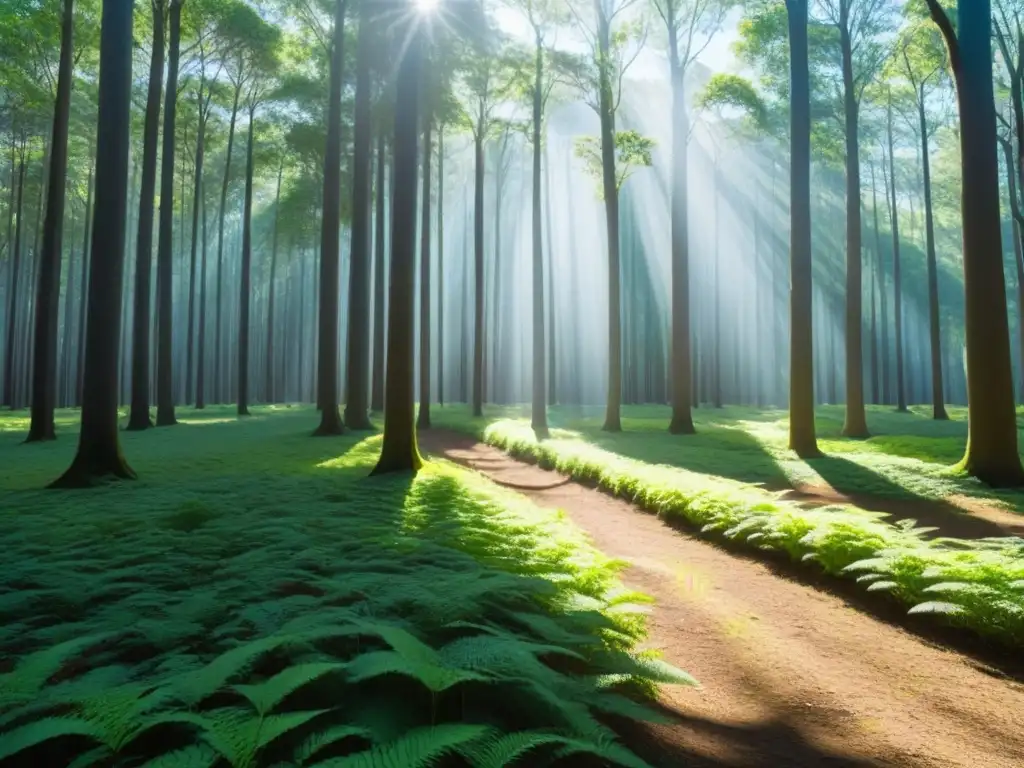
[[797, 454, 1024, 540]]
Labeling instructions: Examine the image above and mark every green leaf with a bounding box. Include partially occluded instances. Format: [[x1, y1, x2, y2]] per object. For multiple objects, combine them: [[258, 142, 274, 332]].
[[234, 662, 345, 716], [318, 724, 494, 768]]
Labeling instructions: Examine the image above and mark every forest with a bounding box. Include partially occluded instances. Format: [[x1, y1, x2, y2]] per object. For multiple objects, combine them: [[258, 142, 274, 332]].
[[1, 0, 1024, 765]]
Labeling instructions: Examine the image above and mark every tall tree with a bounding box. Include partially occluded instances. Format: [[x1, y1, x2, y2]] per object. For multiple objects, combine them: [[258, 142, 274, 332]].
[[819, 0, 889, 438], [344, 0, 375, 430], [313, 0, 347, 436], [155, 0, 185, 427], [371, 132, 386, 412], [925, 0, 1024, 486], [372, 0, 424, 475], [127, 0, 166, 432], [649, 0, 732, 435], [51, 0, 135, 487], [27, 0, 75, 442], [564, 0, 652, 433]]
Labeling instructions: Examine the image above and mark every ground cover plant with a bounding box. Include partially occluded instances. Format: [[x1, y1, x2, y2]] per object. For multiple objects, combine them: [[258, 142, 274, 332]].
[[432, 406, 1024, 647], [0, 407, 696, 767]]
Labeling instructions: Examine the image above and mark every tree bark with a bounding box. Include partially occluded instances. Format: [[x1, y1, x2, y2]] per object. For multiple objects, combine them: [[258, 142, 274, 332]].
[[417, 110, 433, 429], [371, 133, 386, 412], [927, 0, 1024, 484], [51, 0, 135, 486], [530, 30, 547, 436], [472, 128, 485, 417], [886, 95, 907, 412], [237, 106, 256, 416], [344, 0, 374, 429], [3, 150, 25, 409], [840, 15, 868, 437], [265, 161, 282, 403], [597, 2, 622, 432], [918, 91, 947, 420], [313, 0, 347, 436], [372, 7, 423, 475], [155, 0, 181, 426], [215, 82, 242, 404], [27, 0, 75, 442], [438, 129, 445, 407], [785, 0, 819, 456]]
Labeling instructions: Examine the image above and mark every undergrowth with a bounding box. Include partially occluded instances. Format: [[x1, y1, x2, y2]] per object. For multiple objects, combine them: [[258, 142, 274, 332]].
[[0, 409, 696, 767], [457, 418, 1024, 648]]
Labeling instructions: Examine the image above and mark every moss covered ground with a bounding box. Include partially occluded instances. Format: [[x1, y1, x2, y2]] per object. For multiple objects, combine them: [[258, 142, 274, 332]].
[[432, 404, 1024, 648], [0, 406, 694, 768]]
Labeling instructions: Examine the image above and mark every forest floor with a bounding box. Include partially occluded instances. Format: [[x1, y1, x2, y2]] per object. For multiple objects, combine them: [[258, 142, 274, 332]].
[[0, 407, 700, 767], [420, 429, 1024, 768]]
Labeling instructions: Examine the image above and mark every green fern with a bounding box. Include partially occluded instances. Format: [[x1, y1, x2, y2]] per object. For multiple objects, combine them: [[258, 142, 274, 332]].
[[293, 724, 373, 765], [0, 632, 119, 711], [234, 662, 345, 716], [315, 724, 494, 768], [0, 716, 105, 762], [457, 729, 567, 768], [137, 743, 220, 768], [178, 707, 329, 768], [344, 649, 488, 693]]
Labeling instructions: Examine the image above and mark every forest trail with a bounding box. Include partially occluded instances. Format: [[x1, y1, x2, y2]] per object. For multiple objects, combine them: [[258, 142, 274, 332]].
[[419, 430, 1024, 768]]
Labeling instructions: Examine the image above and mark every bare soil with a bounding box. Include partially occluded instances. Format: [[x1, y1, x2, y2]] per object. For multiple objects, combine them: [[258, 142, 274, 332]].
[[420, 430, 1024, 768]]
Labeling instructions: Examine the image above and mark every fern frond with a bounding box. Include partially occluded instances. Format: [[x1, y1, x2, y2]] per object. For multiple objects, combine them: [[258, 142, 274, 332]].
[[234, 662, 345, 716], [345, 649, 487, 692], [0, 632, 119, 709], [293, 724, 373, 765], [457, 729, 565, 768], [0, 716, 104, 762], [137, 743, 220, 768], [316, 724, 494, 768], [553, 734, 654, 768], [187, 707, 328, 768]]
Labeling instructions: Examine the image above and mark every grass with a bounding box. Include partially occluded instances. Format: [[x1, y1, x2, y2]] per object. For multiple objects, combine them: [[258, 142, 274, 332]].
[[0, 406, 696, 768], [432, 404, 1024, 648]]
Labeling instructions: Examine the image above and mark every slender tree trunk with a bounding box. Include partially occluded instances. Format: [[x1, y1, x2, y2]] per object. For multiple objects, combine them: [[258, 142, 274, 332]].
[[314, 0, 347, 435], [438, 129, 445, 408], [196, 179, 208, 409], [371, 133, 386, 412], [344, 0, 373, 429], [668, 32, 694, 434], [840, 19, 868, 436], [417, 111, 433, 429], [127, 2, 164, 430], [51, 0, 135, 486], [545, 140, 556, 407], [870, 160, 889, 404], [27, 0, 75, 442], [60, 210, 77, 406], [186, 109, 206, 405], [712, 152, 722, 408], [372, 13, 423, 475], [265, 161, 282, 403], [215, 83, 242, 405], [887, 95, 907, 412], [597, 6, 622, 433], [919, 92, 946, 419], [238, 107, 256, 417], [155, 0, 181, 426], [4, 150, 26, 408], [786, 0, 819, 455], [1005, 138, 1024, 403], [870, 235, 879, 404], [472, 128, 484, 417], [530, 30, 547, 435]]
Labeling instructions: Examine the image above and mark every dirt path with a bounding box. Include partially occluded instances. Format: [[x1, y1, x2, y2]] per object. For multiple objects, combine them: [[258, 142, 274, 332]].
[[420, 430, 1024, 768]]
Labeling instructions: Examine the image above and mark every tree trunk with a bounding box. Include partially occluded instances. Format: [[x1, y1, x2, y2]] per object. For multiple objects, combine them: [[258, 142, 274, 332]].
[[127, 1, 164, 430], [840, 19, 868, 436], [265, 161, 282, 403], [597, 4, 622, 432], [1004, 137, 1024, 403], [196, 175, 209, 409], [344, 0, 373, 429], [372, 12, 423, 475], [438, 128, 445, 407], [371, 133, 386, 412], [186, 110, 207, 406], [932, 0, 1024, 484], [668, 30, 694, 434], [786, 0, 819, 456], [919, 91, 947, 420], [215, 83, 242, 405], [869, 235, 879, 404], [237, 107, 256, 416], [472, 129, 484, 417], [712, 152, 721, 408], [870, 160, 889, 404], [887, 95, 907, 412], [314, 0, 347, 436], [27, 0, 74, 442], [51, 0, 135, 486], [417, 111, 433, 429], [3, 151, 25, 408], [530, 30, 547, 435], [155, 0, 181, 426]]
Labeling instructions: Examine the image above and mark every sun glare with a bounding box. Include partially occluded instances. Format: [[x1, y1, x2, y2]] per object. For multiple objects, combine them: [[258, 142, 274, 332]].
[[415, 0, 439, 12]]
